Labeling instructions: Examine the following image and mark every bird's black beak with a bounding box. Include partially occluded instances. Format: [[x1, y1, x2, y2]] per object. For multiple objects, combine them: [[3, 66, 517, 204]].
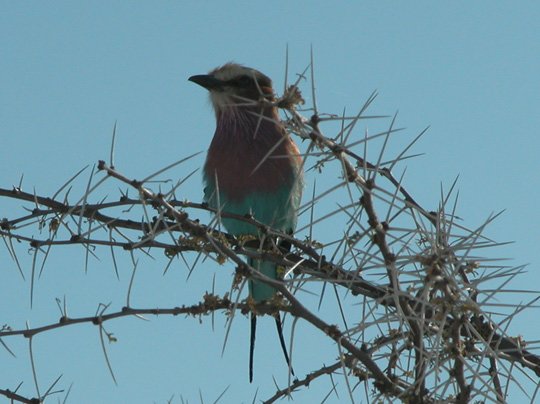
[[188, 74, 224, 91]]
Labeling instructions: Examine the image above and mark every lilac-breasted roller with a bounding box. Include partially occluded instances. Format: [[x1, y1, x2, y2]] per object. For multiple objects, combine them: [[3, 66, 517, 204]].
[[189, 63, 303, 382]]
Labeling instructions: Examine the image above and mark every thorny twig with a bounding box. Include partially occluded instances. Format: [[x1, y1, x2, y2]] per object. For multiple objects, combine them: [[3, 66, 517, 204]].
[[1, 80, 539, 403]]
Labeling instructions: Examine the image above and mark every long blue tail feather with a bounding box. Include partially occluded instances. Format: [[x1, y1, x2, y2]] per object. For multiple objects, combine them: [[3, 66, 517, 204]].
[[249, 312, 295, 382], [275, 313, 295, 377], [250, 313, 256, 383]]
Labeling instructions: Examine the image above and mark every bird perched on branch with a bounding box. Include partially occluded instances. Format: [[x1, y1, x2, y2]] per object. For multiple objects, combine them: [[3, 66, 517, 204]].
[[189, 63, 303, 382]]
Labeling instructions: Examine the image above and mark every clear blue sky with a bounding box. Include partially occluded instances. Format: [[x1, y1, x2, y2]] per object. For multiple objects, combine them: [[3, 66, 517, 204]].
[[1, 2, 539, 403]]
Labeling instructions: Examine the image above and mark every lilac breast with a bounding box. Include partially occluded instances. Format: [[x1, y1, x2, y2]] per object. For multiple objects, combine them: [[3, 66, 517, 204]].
[[204, 107, 301, 202]]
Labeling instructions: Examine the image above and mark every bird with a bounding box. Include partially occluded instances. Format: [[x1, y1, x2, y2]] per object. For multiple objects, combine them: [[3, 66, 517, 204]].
[[189, 63, 303, 382]]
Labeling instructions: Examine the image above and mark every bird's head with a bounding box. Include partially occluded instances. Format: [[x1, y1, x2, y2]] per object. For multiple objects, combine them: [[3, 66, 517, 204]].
[[189, 63, 275, 116]]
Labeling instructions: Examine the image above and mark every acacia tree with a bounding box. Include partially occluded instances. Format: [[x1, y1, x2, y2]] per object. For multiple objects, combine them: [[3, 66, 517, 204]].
[[1, 64, 539, 403]]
